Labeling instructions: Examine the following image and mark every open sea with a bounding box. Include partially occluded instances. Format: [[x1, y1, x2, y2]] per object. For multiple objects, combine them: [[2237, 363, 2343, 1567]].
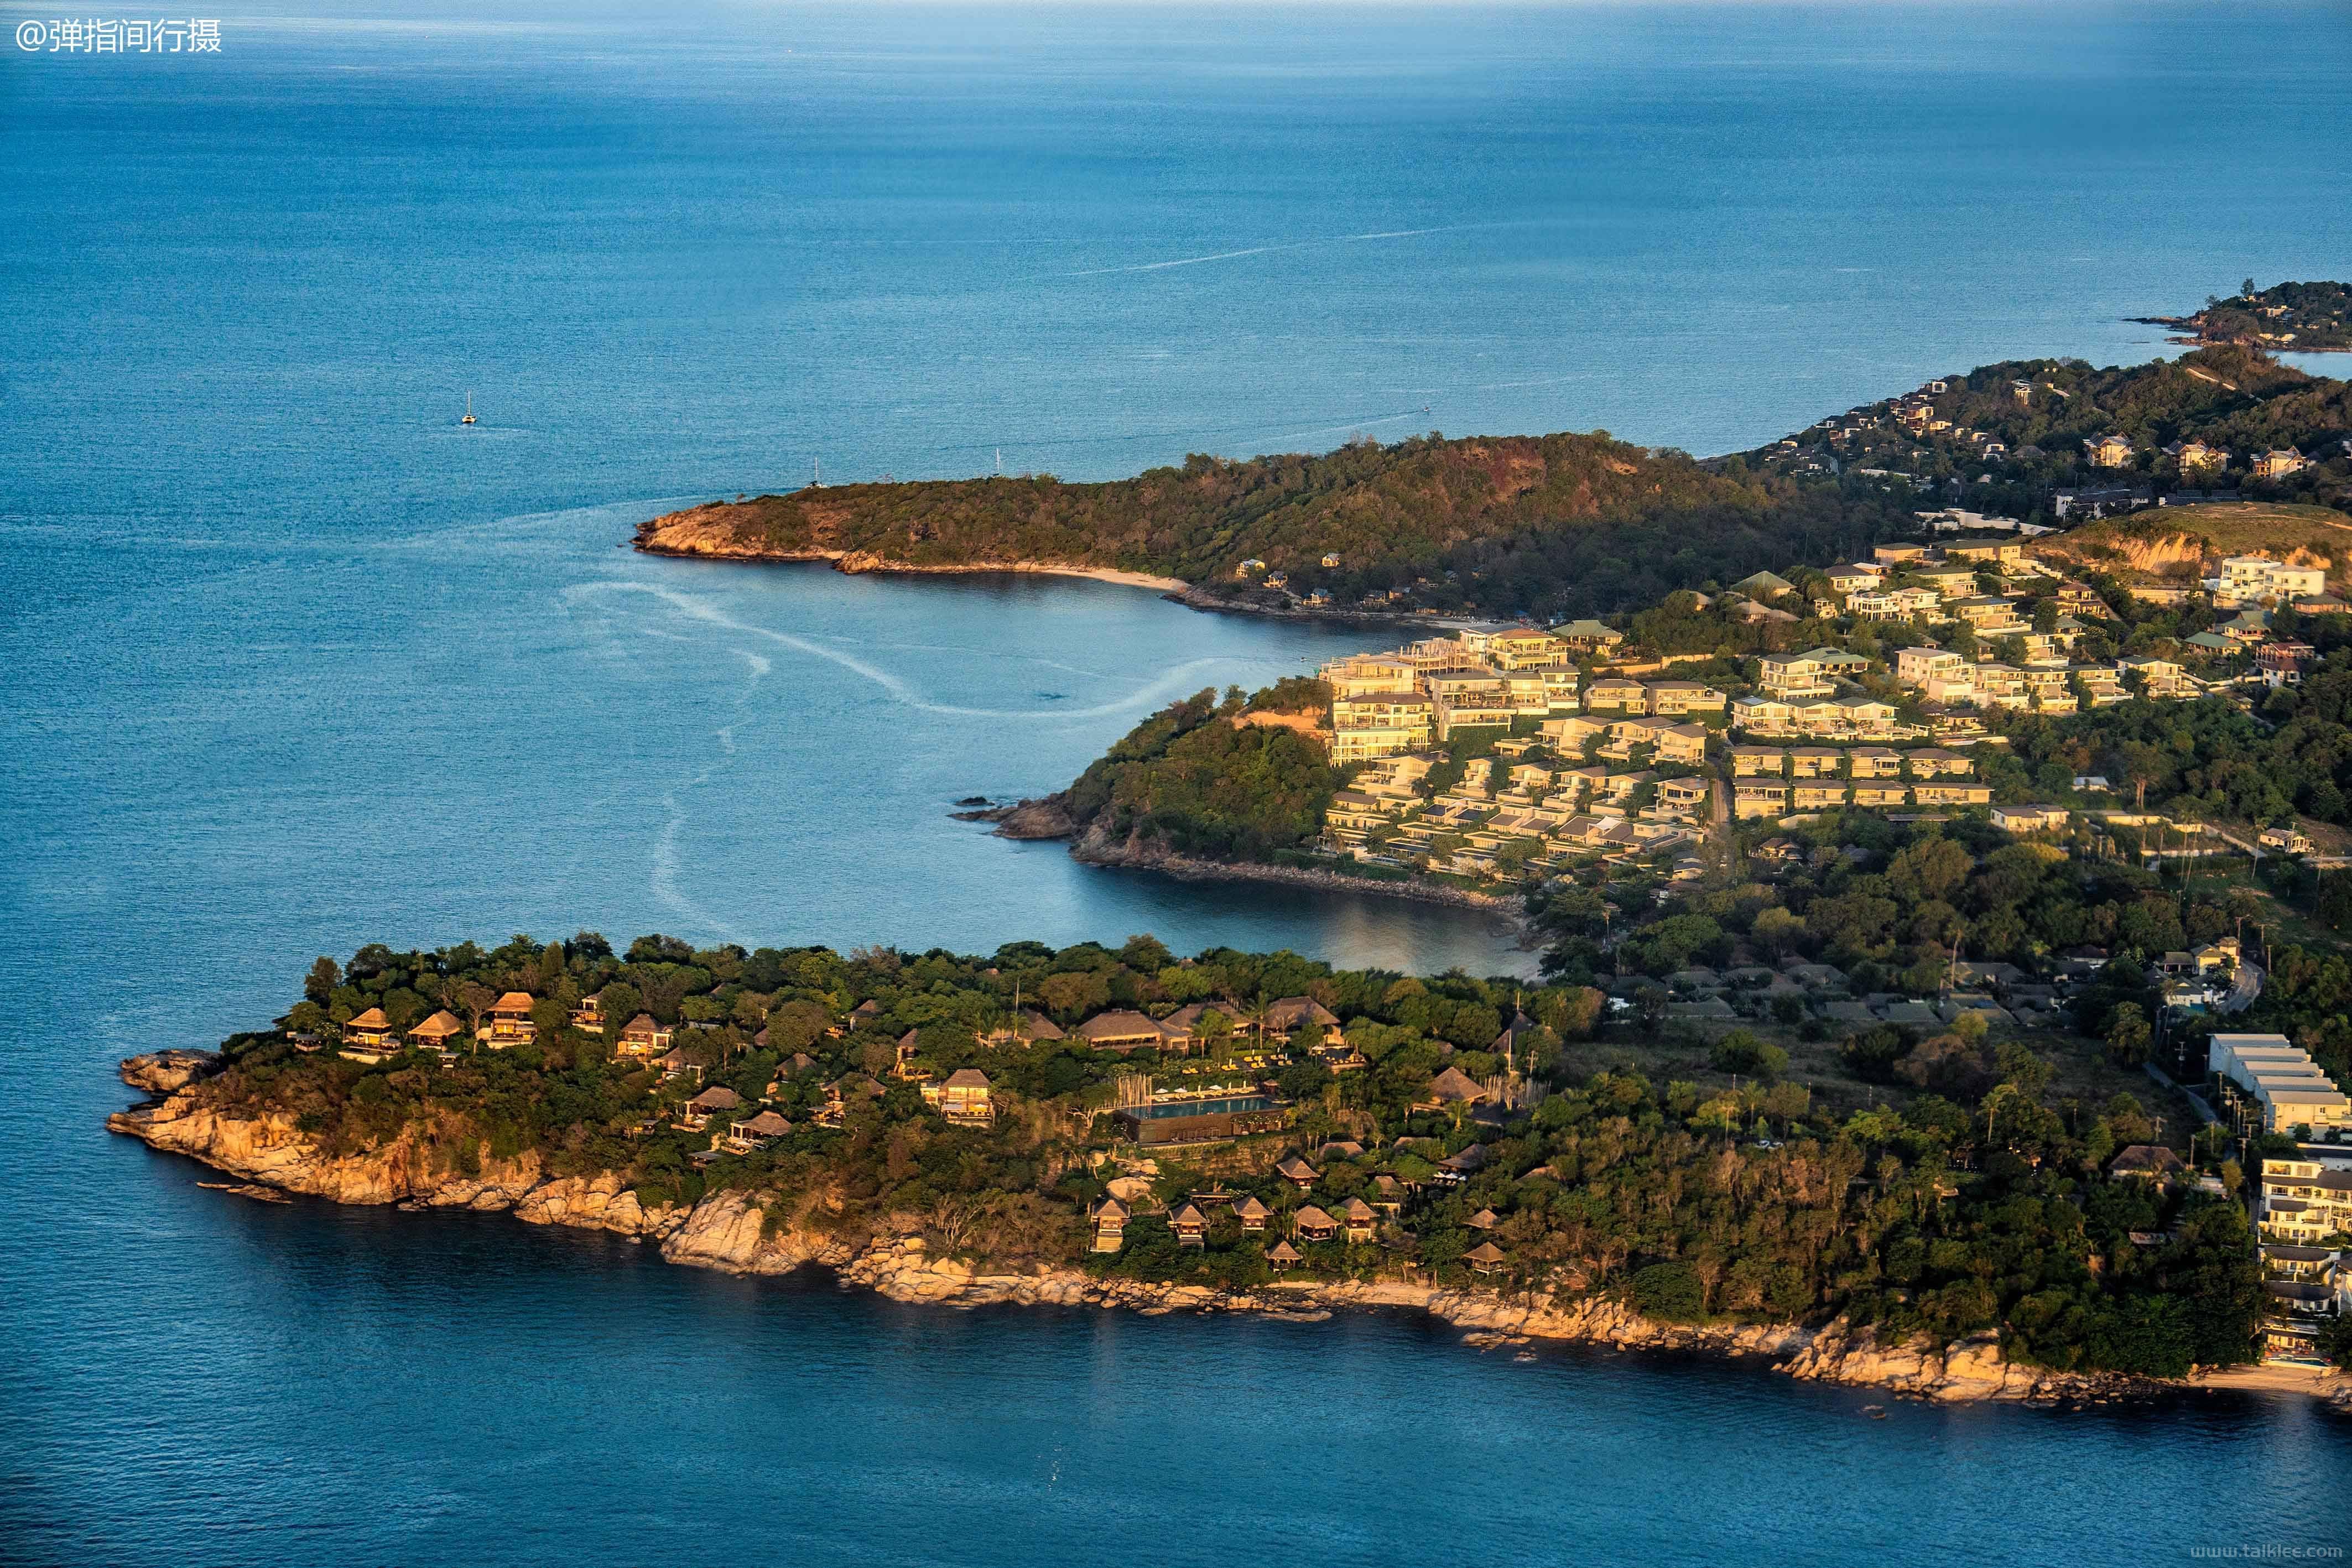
[[4, 3, 2350, 1561]]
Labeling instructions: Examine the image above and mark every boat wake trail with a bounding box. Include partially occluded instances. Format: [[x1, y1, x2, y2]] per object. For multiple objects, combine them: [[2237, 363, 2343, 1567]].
[[649, 789, 750, 947], [1064, 223, 1471, 278], [570, 581, 1250, 721]]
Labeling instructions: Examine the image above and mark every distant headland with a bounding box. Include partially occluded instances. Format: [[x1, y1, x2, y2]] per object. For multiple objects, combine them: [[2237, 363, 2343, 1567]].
[[630, 332, 2350, 626]]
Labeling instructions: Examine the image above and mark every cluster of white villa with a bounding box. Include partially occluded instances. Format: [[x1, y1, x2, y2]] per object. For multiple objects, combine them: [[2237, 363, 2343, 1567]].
[[1324, 751, 1701, 879]]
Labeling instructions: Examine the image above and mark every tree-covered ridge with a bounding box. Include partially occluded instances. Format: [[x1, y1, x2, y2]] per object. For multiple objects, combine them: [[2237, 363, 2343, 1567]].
[[1060, 684, 1337, 861], [638, 433, 1903, 619], [207, 930, 2285, 1378], [650, 431, 1758, 576], [638, 345, 2349, 618], [1902, 347, 2350, 461], [1738, 346, 2351, 532]]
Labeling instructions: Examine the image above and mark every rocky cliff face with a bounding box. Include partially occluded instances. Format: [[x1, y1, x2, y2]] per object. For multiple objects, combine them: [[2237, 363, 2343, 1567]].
[[1779, 1319, 2159, 1403], [657, 1189, 858, 1275], [110, 1088, 688, 1239], [104, 1069, 2242, 1405], [120, 1050, 224, 1095], [633, 501, 814, 560], [107, 1081, 876, 1270]]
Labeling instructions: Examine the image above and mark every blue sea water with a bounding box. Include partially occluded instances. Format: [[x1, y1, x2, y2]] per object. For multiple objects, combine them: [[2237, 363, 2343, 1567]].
[[5, 3, 2352, 1561]]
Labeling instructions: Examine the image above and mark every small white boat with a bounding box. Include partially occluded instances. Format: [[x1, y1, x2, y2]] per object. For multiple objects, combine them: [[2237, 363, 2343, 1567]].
[[460, 392, 476, 426]]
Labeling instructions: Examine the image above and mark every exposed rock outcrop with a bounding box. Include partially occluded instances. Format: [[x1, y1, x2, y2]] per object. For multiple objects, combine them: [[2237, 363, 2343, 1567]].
[[1779, 1319, 2157, 1403], [109, 1088, 684, 1239], [633, 502, 819, 561], [986, 795, 1080, 841], [658, 1189, 856, 1275], [120, 1049, 223, 1095]]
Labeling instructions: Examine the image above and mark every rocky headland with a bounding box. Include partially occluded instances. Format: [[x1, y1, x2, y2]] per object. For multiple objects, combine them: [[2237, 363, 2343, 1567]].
[[631, 503, 1189, 593], [110, 1055, 2328, 1410]]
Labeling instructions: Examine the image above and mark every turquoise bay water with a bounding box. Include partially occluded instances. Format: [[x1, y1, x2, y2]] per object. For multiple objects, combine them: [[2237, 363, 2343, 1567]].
[[6, 4, 2352, 1561]]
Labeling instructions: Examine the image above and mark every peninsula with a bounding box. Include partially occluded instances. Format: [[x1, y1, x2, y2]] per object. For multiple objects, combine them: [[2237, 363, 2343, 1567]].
[[109, 931, 2349, 1403], [2133, 279, 2352, 355], [632, 337, 2352, 620]]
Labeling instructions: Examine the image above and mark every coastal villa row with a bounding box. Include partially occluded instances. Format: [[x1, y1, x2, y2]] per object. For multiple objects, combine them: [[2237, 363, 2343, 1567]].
[[332, 982, 1424, 1164], [1325, 751, 1701, 878], [1314, 528, 2254, 767], [2226, 1032, 2352, 1363], [1319, 626, 1711, 764], [1092, 1069, 1529, 1271], [1734, 779, 1993, 819], [336, 989, 571, 1062]]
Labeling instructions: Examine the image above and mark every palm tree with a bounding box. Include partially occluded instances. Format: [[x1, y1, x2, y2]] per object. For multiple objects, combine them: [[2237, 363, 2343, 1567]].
[[1236, 995, 1271, 1056]]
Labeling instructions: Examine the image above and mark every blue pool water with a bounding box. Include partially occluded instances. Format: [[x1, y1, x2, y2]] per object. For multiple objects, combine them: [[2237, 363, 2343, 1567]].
[[4, 3, 2351, 1561]]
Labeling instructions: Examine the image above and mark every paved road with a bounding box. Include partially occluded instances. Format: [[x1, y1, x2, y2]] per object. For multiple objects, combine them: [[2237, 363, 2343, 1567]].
[[2217, 960, 2265, 1014]]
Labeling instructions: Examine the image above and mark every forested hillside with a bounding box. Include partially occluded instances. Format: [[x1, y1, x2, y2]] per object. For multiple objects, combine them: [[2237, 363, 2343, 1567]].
[[1054, 683, 1338, 862], [636, 431, 1901, 618]]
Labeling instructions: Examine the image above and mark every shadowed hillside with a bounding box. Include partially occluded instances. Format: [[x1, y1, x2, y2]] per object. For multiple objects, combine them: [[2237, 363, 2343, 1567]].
[[636, 431, 1892, 619]]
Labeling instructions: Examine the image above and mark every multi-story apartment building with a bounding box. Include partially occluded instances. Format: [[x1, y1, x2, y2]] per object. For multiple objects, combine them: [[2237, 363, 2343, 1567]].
[[1599, 716, 1708, 766], [1758, 647, 1874, 698], [1912, 563, 1982, 600], [1951, 595, 2032, 637], [1913, 782, 1995, 806], [2254, 449, 2309, 481], [1329, 695, 1434, 762], [1581, 676, 1649, 712], [2119, 656, 2190, 697], [1734, 781, 1790, 820], [1430, 690, 1516, 740], [1645, 680, 1728, 717], [1905, 748, 1975, 778], [1895, 647, 1975, 704], [1787, 746, 1843, 780], [1487, 628, 1569, 670], [2259, 1152, 2352, 1247], [2211, 1033, 2352, 1138], [2218, 555, 2327, 605], [1321, 654, 1419, 699], [1849, 585, 1944, 621], [2020, 666, 2078, 714], [1970, 663, 2030, 710], [2073, 665, 2129, 706]]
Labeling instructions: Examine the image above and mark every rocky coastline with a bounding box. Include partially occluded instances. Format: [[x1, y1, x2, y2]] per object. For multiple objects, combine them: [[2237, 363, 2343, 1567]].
[[629, 506, 1188, 593], [628, 503, 1455, 627], [2125, 315, 2351, 354], [109, 1053, 2333, 1410], [954, 804, 1525, 918], [1068, 825, 1524, 917]]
